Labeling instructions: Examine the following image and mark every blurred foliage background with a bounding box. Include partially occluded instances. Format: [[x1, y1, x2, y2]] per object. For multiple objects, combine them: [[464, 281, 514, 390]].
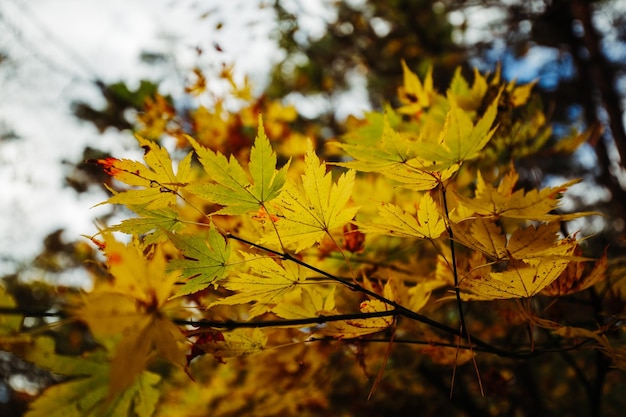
[[2, 0, 626, 415]]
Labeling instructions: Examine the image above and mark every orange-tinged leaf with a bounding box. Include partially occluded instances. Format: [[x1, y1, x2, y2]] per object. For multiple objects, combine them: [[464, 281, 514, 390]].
[[452, 218, 507, 260], [453, 220, 568, 261], [98, 234, 178, 306], [264, 140, 358, 252], [97, 136, 192, 209], [74, 234, 185, 395]]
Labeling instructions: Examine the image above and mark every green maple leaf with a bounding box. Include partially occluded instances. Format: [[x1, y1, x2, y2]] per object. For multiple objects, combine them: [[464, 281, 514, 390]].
[[188, 114, 289, 215], [167, 224, 232, 296], [336, 117, 458, 190], [109, 205, 183, 244]]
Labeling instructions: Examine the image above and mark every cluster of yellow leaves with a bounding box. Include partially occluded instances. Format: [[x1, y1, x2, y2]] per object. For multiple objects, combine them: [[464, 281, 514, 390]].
[[5, 62, 616, 417], [74, 233, 187, 396]]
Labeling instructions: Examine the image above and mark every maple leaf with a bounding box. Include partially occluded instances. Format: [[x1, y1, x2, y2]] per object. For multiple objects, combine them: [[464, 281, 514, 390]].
[[359, 192, 446, 240], [263, 140, 359, 252], [210, 253, 308, 317], [447, 67, 488, 111], [167, 224, 232, 297], [397, 60, 435, 114], [335, 117, 458, 190], [108, 205, 183, 244], [415, 92, 500, 166], [456, 170, 588, 220], [271, 286, 336, 320], [195, 328, 267, 358], [22, 337, 161, 417], [97, 135, 192, 209], [542, 249, 608, 296], [453, 220, 572, 261], [187, 114, 289, 215], [459, 236, 578, 300]]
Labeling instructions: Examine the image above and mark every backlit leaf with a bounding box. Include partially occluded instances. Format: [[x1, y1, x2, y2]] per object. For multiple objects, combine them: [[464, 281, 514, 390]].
[[97, 136, 192, 209], [416, 93, 500, 165], [457, 170, 587, 220], [188, 115, 289, 215], [264, 140, 359, 252], [460, 238, 577, 300], [336, 117, 457, 190], [167, 224, 232, 297], [210, 253, 308, 317], [360, 193, 446, 239], [109, 205, 183, 244]]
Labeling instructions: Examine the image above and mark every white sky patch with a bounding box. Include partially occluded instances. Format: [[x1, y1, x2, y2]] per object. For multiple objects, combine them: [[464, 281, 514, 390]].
[[0, 0, 279, 271]]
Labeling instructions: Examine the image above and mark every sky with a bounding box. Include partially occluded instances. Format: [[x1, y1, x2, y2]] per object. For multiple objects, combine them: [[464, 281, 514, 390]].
[[0, 0, 285, 275]]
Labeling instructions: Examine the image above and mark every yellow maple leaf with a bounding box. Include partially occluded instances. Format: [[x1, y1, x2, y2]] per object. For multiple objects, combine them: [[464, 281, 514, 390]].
[[359, 193, 446, 240], [397, 60, 435, 114], [195, 328, 267, 358], [415, 92, 500, 166], [459, 237, 577, 300], [271, 286, 336, 320], [312, 299, 394, 339], [453, 220, 572, 261], [210, 253, 309, 318], [542, 249, 608, 296], [456, 170, 586, 220], [75, 234, 187, 395], [22, 337, 162, 417], [263, 140, 359, 252]]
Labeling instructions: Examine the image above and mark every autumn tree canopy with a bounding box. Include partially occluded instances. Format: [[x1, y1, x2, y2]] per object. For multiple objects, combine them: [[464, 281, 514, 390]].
[[2, 1, 626, 416]]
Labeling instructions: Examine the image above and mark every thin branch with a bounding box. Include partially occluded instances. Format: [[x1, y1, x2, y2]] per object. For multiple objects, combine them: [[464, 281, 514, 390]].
[[440, 184, 467, 338], [177, 310, 400, 330]]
